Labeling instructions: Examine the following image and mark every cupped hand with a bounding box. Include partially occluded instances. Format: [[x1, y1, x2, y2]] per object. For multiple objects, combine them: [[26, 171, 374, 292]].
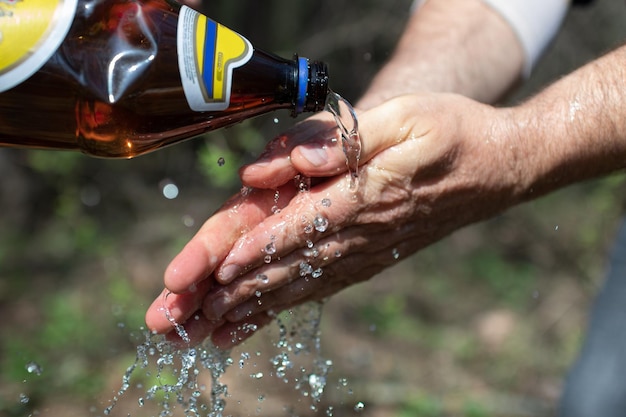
[[146, 93, 525, 348]]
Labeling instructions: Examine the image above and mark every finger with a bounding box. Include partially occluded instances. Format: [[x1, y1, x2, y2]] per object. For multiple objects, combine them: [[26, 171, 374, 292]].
[[203, 237, 341, 320], [164, 186, 296, 293], [205, 223, 399, 320], [214, 219, 445, 323], [291, 97, 427, 176], [213, 173, 355, 286], [145, 281, 211, 334], [222, 273, 334, 324], [221, 245, 396, 323], [242, 96, 429, 189]]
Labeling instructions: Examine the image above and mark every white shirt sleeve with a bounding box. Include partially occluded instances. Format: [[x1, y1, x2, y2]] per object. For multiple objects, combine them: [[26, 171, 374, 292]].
[[411, 0, 570, 76]]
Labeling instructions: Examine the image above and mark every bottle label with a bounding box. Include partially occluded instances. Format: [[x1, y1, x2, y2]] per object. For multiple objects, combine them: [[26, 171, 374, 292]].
[[178, 6, 253, 112], [0, 0, 77, 93]]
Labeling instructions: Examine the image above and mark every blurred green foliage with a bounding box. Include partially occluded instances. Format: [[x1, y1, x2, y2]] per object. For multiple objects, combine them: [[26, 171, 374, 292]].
[[197, 120, 267, 188]]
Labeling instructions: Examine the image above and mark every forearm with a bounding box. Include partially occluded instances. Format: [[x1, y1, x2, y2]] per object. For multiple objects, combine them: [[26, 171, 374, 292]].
[[357, 0, 525, 109], [508, 44, 626, 200]]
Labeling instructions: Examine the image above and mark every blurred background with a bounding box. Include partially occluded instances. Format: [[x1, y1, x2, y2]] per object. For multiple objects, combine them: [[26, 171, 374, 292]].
[[2, 1, 626, 416]]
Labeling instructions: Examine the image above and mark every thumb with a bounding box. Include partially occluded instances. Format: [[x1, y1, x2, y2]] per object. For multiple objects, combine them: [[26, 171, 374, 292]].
[[290, 96, 419, 176], [240, 112, 339, 188], [240, 95, 423, 189]]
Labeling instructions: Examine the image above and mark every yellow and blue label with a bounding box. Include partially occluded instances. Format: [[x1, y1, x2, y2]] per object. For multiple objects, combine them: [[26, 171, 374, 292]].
[[178, 6, 253, 112]]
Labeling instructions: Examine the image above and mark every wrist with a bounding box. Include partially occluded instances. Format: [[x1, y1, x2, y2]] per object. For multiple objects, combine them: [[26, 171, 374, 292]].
[[503, 69, 626, 202], [358, 0, 524, 110]]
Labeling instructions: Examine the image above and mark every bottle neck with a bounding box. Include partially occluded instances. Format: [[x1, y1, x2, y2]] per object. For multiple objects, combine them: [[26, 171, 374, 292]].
[[293, 57, 329, 116]]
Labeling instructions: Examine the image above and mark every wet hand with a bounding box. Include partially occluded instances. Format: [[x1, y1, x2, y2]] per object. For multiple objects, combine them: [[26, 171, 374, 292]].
[[147, 94, 523, 348]]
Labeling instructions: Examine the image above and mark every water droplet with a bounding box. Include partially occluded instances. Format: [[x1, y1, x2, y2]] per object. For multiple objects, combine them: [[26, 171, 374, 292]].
[[19, 393, 30, 404], [251, 372, 264, 379], [217, 157, 226, 166], [308, 373, 326, 396], [25, 361, 43, 376], [161, 182, 179, 200], [264, 242, 276, 255], [182, 214, 195, 227], [312, 268, 323, 279], [392, 248, 400, 260], [299, 262, 313, 277], [240, 186, 252, 197], [334, 250, 342, 258], [294, 175, 311, 192], [256, 274, 270, 284], [321, 198, 332, 207], [354, 401, 365, 412], [273, 117, 279, 124], [305, 247, 320, 258], [241, 323, 258, 333], [313, 214, 329, 233]]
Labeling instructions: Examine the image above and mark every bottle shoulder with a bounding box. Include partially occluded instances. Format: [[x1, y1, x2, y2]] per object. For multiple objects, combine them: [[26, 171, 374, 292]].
[[54, 2, 180, 103]]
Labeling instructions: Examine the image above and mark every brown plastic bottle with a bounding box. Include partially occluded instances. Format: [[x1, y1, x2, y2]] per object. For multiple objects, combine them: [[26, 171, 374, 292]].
[[0, 0, 329, 158]]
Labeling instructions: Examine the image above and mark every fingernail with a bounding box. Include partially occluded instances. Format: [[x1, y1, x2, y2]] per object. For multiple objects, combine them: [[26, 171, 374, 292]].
[[299, 146, 329, 167], [218, 264, 241, 283]]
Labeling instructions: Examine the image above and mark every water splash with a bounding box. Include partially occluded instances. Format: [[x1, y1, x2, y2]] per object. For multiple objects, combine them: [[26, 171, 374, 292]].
[[269, 302, 333, 411], [162, 292, 191, 345], [104, 331, 232, 417], [104, 302, 341, 417], [325, 90, 361, 190]]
